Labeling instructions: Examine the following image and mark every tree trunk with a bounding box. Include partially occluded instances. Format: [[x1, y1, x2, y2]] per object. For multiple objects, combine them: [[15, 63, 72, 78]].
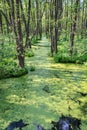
[[16, 0, 24, 68], [76, 0, 80, 40], [50, 0, 54, 55], [54, 0, 63, 54], [70, 0, 79, 56], [0, 12, 3, 33], [45, 1, 50, 38], [39, 2, 42, 39], [25, 0, 31, 48], [84, 2, 87, 38], [36, 0, 39, 39], [17, 42, 25, 68], [81, 1, 84, 39], [54, 0, 58, 54], [64, 0, 69, 40], [1, 0, 32, 68], [36, 0, 42, 39]]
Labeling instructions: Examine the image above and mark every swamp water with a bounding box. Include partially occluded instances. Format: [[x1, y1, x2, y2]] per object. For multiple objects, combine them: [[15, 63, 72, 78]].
[[0, 37, 87, 129]]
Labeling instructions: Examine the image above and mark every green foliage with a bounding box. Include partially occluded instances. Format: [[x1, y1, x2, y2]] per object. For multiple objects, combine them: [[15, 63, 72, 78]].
[[29, 64, 35, 71], [0, 37, 87, 130], [0, 34, 29, 80], [54, 53, 69, 63], [59, 31, 69, 42], [54, 52, 87, 64], [25, 48, 34, 57], [0, 59, 28, 79], [54, 38, 87, 64], [12, 67, 28, 77], [31, 36, 39, 45]]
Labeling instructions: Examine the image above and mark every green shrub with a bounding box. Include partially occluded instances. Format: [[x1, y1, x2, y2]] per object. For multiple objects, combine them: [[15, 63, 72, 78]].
[[25, 49, 34, 57], [31, 36, 39, 45], [77, 54, 87, 64], [12, 67, 28, 77], [29, 64, 35, 71], [54, 53, 87, 64], [0, 60, 28, 79], [54, 53, 62, 63]]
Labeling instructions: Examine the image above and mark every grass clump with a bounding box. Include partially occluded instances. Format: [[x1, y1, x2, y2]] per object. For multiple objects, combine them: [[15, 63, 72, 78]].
[[25, 48, 34, 57], [29, 64, 35, 71], [31, 36, 39, 45]]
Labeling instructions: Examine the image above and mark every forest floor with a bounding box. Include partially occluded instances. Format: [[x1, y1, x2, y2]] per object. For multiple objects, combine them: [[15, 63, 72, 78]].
[[0, 37, 87, 130]]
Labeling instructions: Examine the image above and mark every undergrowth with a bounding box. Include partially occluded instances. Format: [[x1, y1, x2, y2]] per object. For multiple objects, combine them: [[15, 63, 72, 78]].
[[0, 59, 28, 79], [54, 38, 87, 64], [0, 34, 35, 79], [25, 48, 34, 57]]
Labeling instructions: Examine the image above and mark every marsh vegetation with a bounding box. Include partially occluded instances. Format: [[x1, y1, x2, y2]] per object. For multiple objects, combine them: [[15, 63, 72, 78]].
[[0, 37, 87, 129], [0, 0, 87, 129]]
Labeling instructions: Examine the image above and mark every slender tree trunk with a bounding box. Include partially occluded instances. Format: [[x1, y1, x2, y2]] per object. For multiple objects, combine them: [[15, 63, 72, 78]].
[[76, 0, 80, 40], [16, 0, 24, 68], [39, 2, 42, 39], [50, 0, 54, 55], [45, 1, 50, 38], [0, 12, 3, 33], [36, 0, 39, 39], [64, 0, 69, 40], [57, 0, 63, 40], [5, 7, 9, 33], [70, 0, 79, 56], [36, 0, 42, 39], [81, 1, 84, 39], [54, 0, 63, 54], [19, 0, 27, 33], [84, 2, 87, 38], [54, 0, 58, 54], [25, 0, 31, 48]]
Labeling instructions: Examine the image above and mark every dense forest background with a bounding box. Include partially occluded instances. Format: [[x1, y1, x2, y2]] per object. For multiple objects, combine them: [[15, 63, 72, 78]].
[[0, 0, 87, 75]]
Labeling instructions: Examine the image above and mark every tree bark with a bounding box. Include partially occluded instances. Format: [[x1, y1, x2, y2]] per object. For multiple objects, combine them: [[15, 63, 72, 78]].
[[70, 0, 79, 56], [36, 0, 42, 39], [16, 0, 24, 68], [0, 12, 3, 33], [54, 0, 58, 54], [25, 0, 31, 48], [50, 0, 54, 55], [45, 1, 50, 38], [36, 0, 39, 39]]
